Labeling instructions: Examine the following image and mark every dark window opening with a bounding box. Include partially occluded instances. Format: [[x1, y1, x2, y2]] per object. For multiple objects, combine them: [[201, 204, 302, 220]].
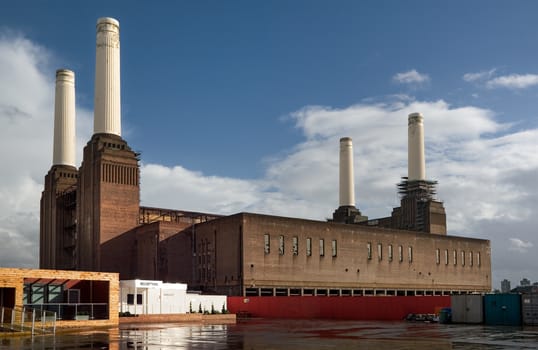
[[127, 293, 143, 305]]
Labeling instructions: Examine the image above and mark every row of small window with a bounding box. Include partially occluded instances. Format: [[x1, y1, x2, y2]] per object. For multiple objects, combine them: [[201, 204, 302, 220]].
[[263, 234, 337, 257], [59, 171, 77, 178], [105, 142, 125, 150], [198, 255, 212, 264], [435, 249, 481, 267], [263, 235, 482, 267], [198, 266, 215, 282], [366, 242, 412, 262]]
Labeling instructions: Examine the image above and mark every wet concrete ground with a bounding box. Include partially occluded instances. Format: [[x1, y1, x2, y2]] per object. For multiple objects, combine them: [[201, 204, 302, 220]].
[[1, 319, 537, 349]]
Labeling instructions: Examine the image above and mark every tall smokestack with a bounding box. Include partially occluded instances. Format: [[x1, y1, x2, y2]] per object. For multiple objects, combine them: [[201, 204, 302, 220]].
[[52, 69, 76, 167], [332, 137, 367, 223], [408, 112, 425, 181], [339, 137, 355, 207], [94, 17, 121, 136]]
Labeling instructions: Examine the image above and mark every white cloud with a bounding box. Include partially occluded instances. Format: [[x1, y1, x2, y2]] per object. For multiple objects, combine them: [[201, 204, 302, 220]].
[[486, 74, 538, 89], [393, 69, 430, 84], [0, 31, 91, 268], [463, 69, 496, 83], [0, 33, 52, 268], [140, 164, 264, 215], [509, 238, 534, 253]]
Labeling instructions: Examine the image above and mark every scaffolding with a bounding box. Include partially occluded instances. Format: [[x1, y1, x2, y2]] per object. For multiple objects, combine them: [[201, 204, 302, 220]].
[[397, 178, 439, 232], [397, 177, 438, 201], [139, 206, 221, 225]]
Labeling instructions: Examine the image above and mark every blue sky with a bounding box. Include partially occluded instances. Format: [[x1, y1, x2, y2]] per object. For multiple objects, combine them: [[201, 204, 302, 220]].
[[1, 1, 537, 289]]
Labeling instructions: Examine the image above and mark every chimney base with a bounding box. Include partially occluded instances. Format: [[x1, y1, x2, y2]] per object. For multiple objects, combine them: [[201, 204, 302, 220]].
[[331, 205, 368, 224]]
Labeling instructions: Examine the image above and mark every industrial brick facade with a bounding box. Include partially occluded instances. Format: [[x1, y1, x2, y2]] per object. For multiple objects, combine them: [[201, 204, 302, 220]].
[[175, 213, 490, 296], [37, 16, 492, 302], [39, 155, 491, 297], [76, 133, 140, 271], [39, 165, 78, 269]]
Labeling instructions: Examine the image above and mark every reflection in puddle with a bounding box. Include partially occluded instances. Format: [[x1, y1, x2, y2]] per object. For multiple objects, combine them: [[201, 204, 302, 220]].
[[0, 320, 537, 349]]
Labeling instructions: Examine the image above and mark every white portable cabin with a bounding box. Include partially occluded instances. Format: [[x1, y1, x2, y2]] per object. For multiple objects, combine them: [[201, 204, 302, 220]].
[[120, 279, 188, 315]]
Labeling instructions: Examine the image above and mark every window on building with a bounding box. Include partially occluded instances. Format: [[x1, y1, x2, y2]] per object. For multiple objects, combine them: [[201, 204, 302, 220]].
[[408, 246, 413, 263], [306, 238, 312, 256], [332, 240, 337, 257], [31, 284, 45, 304], [293, 236, 299, 255], [461, 251, 465, 266], [453, 250, 457, 265], [264, 234, 270, 254], [48, 285, 62, 303], [469, 251, 473, 266], [445, 249, 449, 265], [388, 244, 393, 262], [23, 284, 30, 305], [127, 294, 143, 305], [477, 252, 481, 266], [367, 242, 372, 260], [398, 245, 403, 262], [436, 249, 440, 265], [319, 239, 325, 256], [279, 235, 285, 255], [377, 243, 382, 261]]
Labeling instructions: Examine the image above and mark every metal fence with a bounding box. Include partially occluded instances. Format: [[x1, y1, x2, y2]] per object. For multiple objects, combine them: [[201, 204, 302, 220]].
[[25, 303, 109, 321], [0, 306, 56, 335]]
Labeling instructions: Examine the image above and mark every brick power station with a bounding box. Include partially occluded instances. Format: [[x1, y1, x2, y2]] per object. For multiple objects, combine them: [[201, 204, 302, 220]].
[[40, 17, 491, 298]]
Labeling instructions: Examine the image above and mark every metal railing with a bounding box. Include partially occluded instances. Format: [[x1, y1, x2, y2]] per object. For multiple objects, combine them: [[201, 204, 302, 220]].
[[0, 306, 56, 335], [25, 303, 109, 321]]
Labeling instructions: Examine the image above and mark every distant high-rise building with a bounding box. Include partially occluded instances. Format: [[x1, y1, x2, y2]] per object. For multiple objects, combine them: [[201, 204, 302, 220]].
[[501, 279, 511, 293], [520, 278, 531, 287]]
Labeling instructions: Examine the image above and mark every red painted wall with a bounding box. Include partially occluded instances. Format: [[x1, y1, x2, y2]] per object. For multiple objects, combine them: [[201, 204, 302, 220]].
[[227, 296, 450, 320]]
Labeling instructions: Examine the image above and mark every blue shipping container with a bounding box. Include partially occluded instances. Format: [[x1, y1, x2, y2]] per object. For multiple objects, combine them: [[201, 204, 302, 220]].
[[484, 294, 521, 326]]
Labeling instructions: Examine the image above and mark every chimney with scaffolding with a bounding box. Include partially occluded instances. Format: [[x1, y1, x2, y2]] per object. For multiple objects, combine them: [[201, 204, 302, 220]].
[[391, 113, 447, 234]]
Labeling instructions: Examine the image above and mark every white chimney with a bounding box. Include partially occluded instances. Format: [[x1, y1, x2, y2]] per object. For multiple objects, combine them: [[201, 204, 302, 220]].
[[339, 137, 355, 207], [408, 112, 426, 181], [52, 69, 76, 167], [94, 17, 121, 136]]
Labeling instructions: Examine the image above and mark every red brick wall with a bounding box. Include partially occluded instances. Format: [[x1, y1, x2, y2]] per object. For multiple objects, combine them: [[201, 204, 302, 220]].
[[192, 214, 243, 295], [40, 165, 78, 269], [77, 134, 140, 271]]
